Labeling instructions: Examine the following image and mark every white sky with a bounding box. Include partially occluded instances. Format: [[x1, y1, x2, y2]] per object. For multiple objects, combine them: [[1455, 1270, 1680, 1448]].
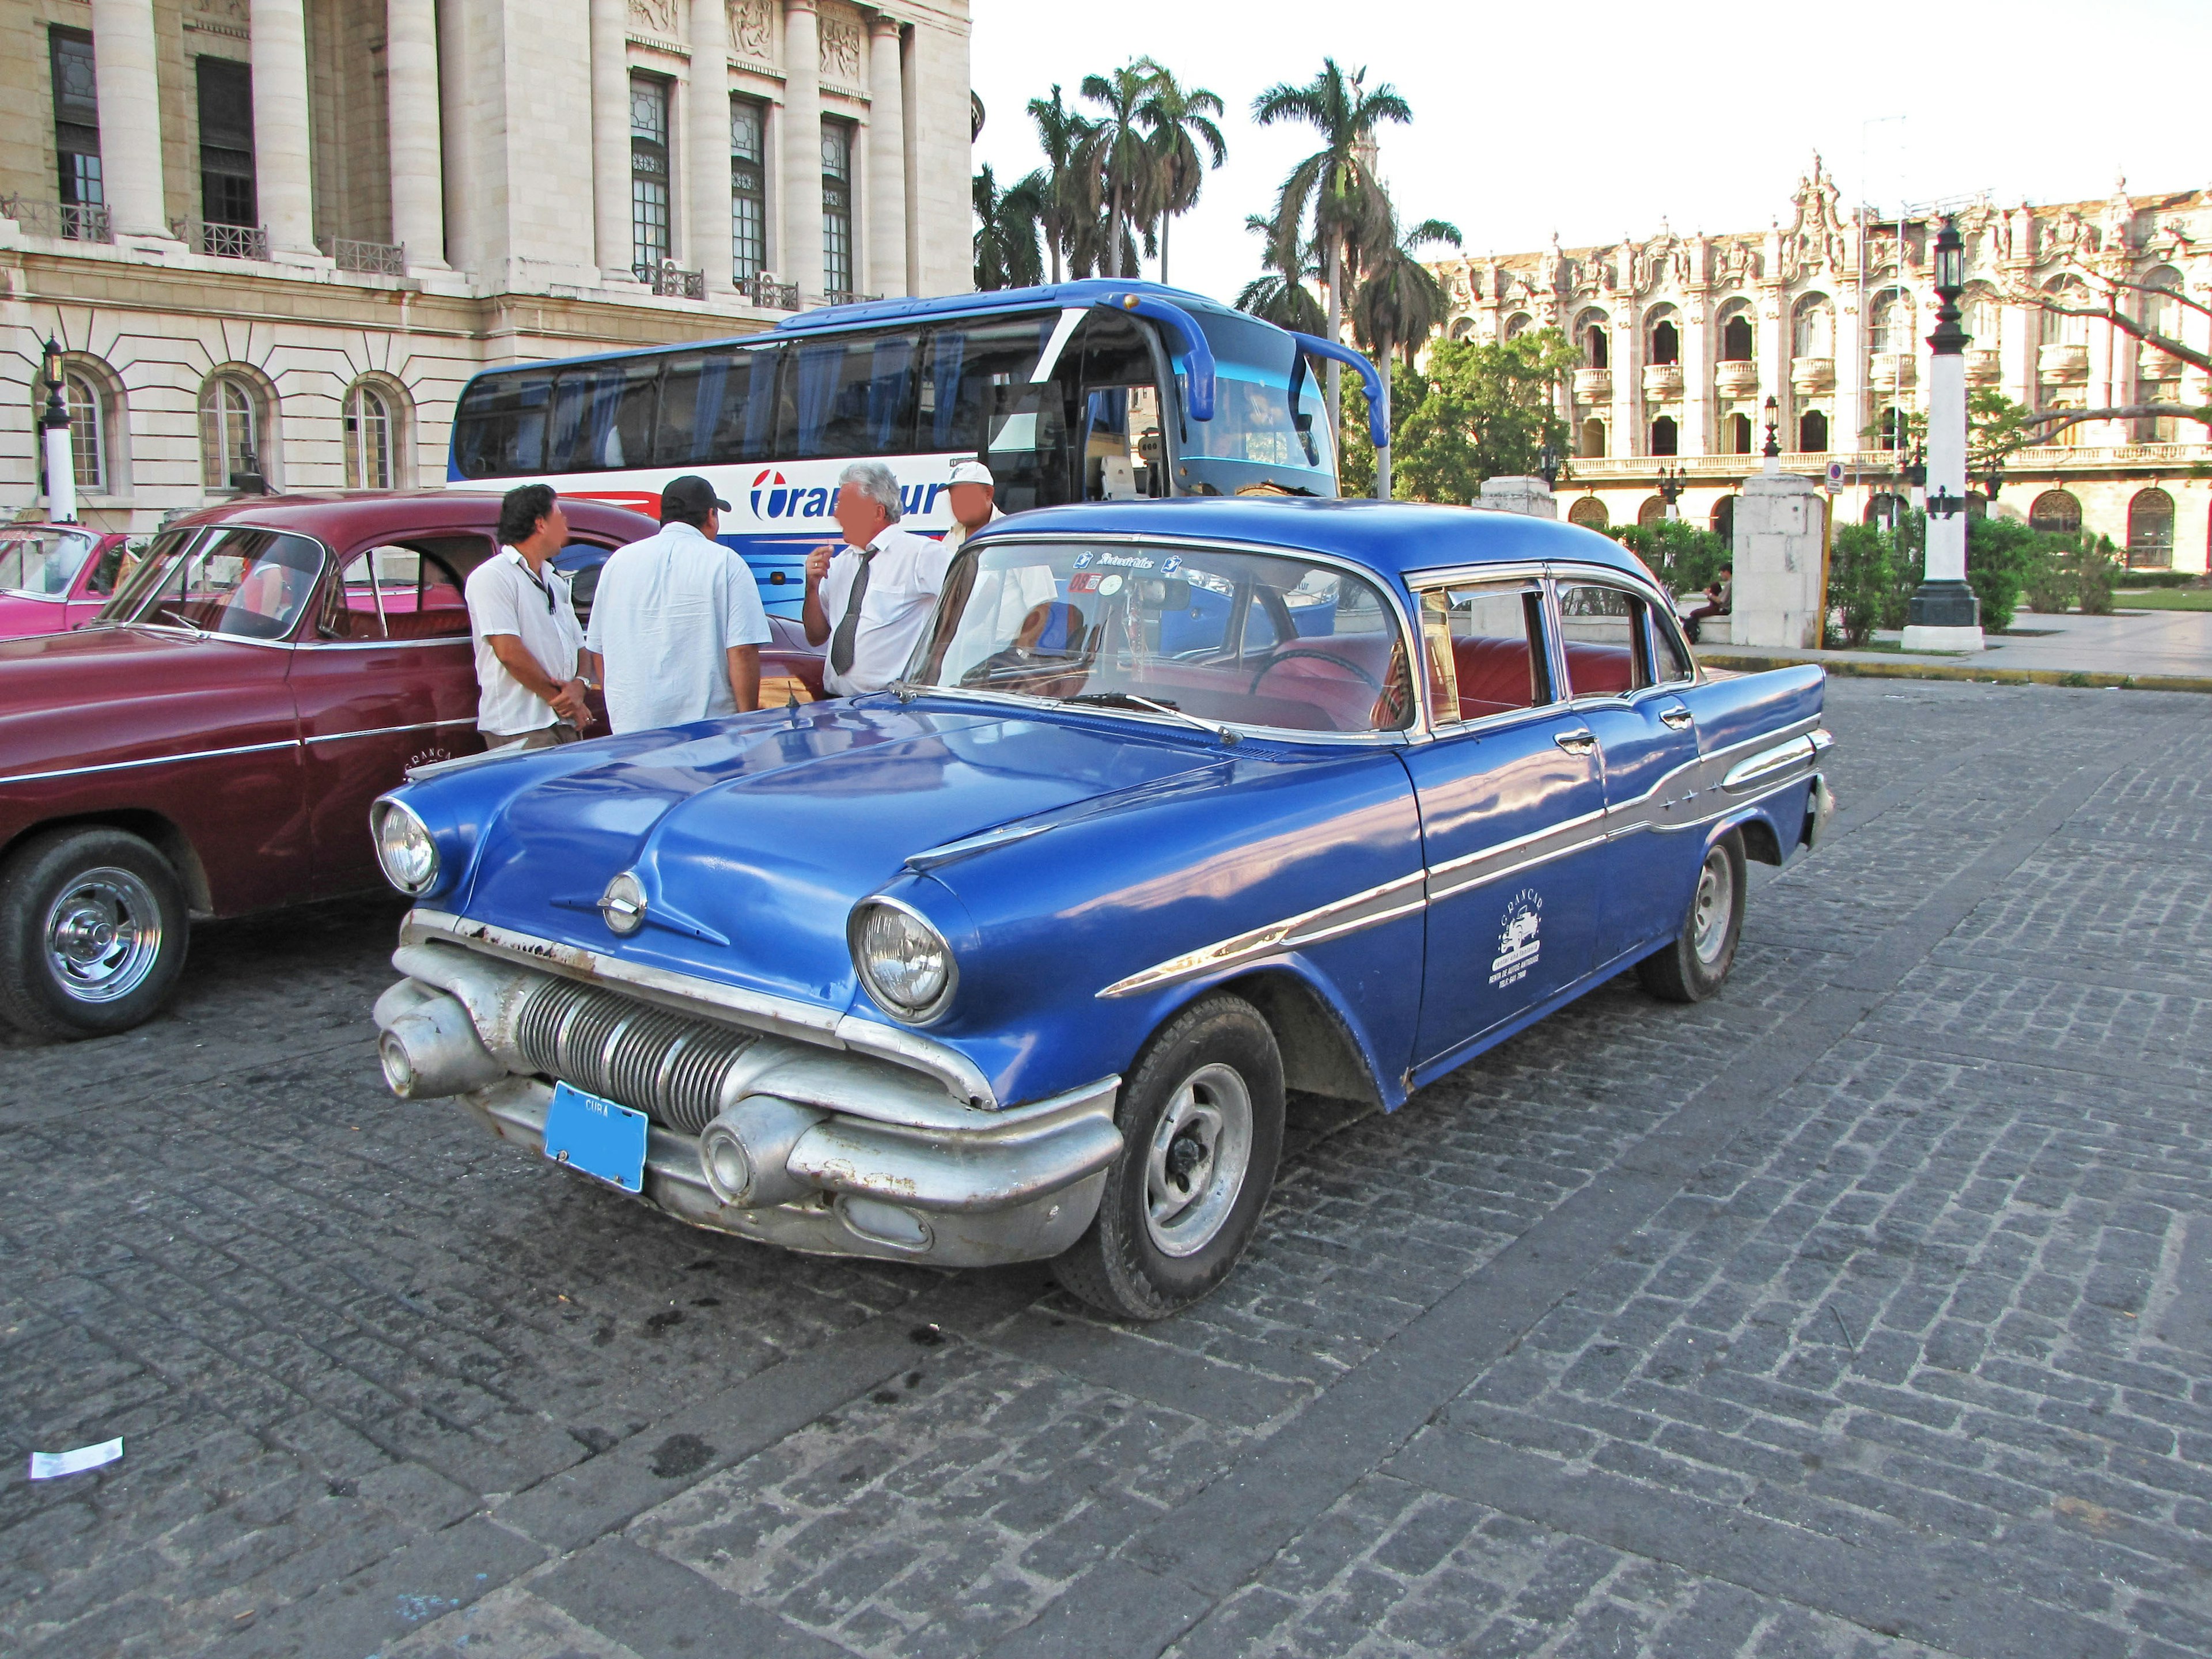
[[969, 0, 2211, 307]]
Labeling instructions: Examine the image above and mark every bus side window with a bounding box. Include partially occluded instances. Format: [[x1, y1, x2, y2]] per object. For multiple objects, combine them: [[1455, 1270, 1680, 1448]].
[[786, 330, 921, 460], [547, 359, 660, 474], [1074, 315, 1162, 502], [660, 347, 778, 467], [453, 369, 552, 478]]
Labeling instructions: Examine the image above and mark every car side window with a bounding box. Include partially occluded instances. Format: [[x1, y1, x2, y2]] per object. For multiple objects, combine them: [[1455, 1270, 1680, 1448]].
[[1415, 579, 1552, 726], [1554, 582, 1650, 699], [1649, 605, 1696, 683], [319, 539, 479, 643]]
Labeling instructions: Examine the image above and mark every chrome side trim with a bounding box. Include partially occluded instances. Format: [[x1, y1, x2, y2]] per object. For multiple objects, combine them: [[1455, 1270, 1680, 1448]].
[[905, 821, 1056, 872], [0, 737, 299, 787], [305, 717, 477, 747], [1096, 869, 1427, 998], [1424, 805, 1609, 903], [400, 908, 998, 1108], [1722, 732, 1821, 794]]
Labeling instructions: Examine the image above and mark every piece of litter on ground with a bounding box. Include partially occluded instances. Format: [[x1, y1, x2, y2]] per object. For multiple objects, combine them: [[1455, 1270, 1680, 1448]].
[[29, 1438, 123, 1480]]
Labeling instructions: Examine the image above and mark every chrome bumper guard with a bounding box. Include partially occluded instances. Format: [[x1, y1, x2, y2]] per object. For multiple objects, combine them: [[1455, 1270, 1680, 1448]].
[[374, 927, 1122, 1268]]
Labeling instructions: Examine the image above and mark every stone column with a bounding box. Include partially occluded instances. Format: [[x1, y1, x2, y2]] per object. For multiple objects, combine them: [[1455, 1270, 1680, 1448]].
[[687, 0, 733, 291], [778, 0, 824, 299], [1611, 305, 1642, 459], [385, 0, 446, 267], [88, 0, 170, 241], [590, 0, 638, 282], [1683, 294, 1713, 456], [1478, 476, 1557, 518], [249, 0, 319, 256], [1730, 460, 1825, 649], [1834, 276, 1865, 461], [866, 12, 906, 297]]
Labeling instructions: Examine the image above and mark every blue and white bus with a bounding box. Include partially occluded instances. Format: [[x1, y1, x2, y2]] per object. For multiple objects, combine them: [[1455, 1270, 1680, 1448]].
[[445, 279, 1385, 617]]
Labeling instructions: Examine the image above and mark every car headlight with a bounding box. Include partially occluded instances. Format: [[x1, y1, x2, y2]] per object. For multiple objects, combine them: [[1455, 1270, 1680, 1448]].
[[373, 800, 440, 896], [849, 898, 957, 1024]]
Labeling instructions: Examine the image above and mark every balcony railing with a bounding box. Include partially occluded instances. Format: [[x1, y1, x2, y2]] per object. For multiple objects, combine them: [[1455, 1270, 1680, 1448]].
[[1571, 367, 1612, 403], [1965, 348, 2002, 385], [741, 272, 801, 310], [636, 261, 707, 299], [2039, 343, 2089, 383], [1642, 363, 1683, 399], [1564, 441, 2211, 483], [820, 290, 884, 308], [1, 195, 112, 243], [324, 236, 405, 275], [172, 218, 270, 260], [1790, 355, 1835, 394], [1868, 351, 1916, 390], [1714, 360, 1759, 396]]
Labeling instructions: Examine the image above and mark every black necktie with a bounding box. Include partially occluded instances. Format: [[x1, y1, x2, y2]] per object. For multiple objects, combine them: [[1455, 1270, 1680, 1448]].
[[830, 548, 875, 677]]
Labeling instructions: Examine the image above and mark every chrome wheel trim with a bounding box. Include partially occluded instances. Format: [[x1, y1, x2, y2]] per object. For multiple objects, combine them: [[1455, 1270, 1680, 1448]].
[[44, 866, 164, 1004], [1691, 848, 1734, 967], [1143, 1061, 1253, 1258]]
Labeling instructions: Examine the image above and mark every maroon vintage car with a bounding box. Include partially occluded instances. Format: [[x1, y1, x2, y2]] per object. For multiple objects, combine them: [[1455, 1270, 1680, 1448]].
[[0, 523, 135, 639], [0, 492, 713, 1040]]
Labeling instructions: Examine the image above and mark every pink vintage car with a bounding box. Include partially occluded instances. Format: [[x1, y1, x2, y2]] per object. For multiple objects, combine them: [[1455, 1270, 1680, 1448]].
[[0, 523, 134, 638]]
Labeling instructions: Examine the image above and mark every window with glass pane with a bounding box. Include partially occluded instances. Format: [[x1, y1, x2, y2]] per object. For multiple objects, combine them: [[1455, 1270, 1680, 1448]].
[[451, 369, 553, 476], [345, 384, 392, 489], [821, 119, 855, 296], [1555, 582, 1647, 698], [786, 329, 919, 459], [730, 96, 767, 281], [196, 56, 257, 226], [657, 347, 779, 466], [200, 377, 258, 488], [630, 73, 672, 279], [546, 359, 662, 473], [1419, 582, 1550, 722], [50, 28, 103, 217], [63, 373, 105, 493]]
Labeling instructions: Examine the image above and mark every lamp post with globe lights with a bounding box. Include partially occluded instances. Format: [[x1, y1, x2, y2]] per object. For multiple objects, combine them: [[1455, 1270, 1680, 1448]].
[[1902, 215, 1984, 651], [39, 337, 78, 525]]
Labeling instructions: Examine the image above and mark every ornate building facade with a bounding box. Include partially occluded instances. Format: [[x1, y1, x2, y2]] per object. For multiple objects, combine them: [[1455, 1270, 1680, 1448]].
[[1434, 164, 2211, 573], [3, 0, 973, 532]]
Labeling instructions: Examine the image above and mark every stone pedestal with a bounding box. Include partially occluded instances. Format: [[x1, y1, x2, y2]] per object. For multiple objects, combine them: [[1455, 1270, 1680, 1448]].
[[1477, 476, 1557, 518], [1729, 461, 1826, 649]]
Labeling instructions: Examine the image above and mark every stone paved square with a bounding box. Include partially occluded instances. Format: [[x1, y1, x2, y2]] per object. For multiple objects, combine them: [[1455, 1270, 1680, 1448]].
[[3, 677, 2209, 1658]]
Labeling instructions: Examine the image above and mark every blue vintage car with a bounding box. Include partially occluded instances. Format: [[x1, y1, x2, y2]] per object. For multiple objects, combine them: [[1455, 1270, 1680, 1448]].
[[370, 499, 1831, 1318]]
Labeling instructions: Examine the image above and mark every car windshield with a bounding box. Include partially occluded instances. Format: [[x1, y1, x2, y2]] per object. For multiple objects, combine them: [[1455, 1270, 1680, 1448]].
[[0, 528, 97, 597], [102, 525, 327, 640], [911, 540, 1411, 734]]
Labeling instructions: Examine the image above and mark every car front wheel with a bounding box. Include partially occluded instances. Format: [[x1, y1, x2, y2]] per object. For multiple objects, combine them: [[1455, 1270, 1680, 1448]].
[[1053, 993, 1285, 1321], [1636, 828, 1745, 1004], [0, 827, 191, 1040]]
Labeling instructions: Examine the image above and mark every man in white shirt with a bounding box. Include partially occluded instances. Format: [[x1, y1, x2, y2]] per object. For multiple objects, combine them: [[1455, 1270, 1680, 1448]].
[[584, 474, 770, 733], [938, 458, 1003, 558], [465, 484, 593, 750], [804, 461, 955, 698], [935, 458, 1056, 643]]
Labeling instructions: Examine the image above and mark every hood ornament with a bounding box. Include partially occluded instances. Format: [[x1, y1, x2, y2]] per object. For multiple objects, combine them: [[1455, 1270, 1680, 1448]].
[[598, 872, 647, 936]]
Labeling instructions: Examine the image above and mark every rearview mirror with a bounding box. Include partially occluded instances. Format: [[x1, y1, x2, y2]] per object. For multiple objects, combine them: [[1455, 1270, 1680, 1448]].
[[1135, 577, 1191, 611]]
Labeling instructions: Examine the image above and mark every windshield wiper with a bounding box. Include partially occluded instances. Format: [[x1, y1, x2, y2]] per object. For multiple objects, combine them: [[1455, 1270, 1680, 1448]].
[[1060, 691, 1241, 747]]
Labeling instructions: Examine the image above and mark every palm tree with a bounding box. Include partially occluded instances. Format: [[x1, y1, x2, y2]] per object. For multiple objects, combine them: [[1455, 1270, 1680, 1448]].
[[1135, 60, 1225, 289], [1351, 211, 1461, 497], [1025, 86, 1089, 284], [1235, 214, 1325, 335], [1252, 59, 1411, 437], [972, 165, 1044, 291], [1078, 61, 1166, 281]]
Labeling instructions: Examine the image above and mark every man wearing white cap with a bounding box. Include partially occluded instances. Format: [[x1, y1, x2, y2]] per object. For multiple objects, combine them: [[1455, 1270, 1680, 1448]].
[[939, 459, 1002, 558], [939, 459, 1056, 642]]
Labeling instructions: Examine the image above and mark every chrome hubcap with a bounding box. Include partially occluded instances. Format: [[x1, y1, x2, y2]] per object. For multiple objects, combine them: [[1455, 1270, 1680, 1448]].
[[1691, 849, 1733, 966], [1144, 1062, 1253, 1257], [44, 868, 163, 1003]]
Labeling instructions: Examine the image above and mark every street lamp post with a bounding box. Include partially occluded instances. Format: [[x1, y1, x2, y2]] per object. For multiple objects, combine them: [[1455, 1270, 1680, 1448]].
[[1761, 395, 1781, 463], [39, 337, 78, 525], [1902, 215, 1984, 651], [1658, 464, 1685, 521], [1537, 444, 1561, 489]]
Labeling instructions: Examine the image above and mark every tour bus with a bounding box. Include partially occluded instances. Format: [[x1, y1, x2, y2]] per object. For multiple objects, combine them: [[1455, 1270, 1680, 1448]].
[[445, 279, 1385, 617]]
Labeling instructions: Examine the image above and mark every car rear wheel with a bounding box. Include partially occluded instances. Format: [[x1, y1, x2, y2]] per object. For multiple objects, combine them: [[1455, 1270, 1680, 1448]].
[[1052, 994, 1285, 1320], [1636, 829, 1745, 1004], [0, 827, 191, 1040]]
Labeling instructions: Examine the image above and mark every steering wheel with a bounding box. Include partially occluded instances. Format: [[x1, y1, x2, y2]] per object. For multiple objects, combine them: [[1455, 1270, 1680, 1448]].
[[1249, 647, 1383, 696]]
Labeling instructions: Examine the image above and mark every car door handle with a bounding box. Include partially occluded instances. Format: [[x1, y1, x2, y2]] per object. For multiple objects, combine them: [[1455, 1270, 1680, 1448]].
[[1554, 729, 1597, 756], [1660, 707, 1694, 730]]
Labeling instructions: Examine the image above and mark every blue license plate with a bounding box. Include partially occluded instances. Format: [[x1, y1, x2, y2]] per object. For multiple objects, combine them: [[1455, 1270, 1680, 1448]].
[[543, 1082, 647, 1194]]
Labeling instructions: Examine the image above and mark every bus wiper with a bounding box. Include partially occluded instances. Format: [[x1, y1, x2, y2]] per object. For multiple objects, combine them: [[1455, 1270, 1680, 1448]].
[[1060, 691, 1240, 747]]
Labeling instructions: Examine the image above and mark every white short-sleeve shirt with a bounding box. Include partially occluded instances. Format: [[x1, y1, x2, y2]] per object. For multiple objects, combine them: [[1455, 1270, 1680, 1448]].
[[583, 521, 771, 733], [817, 523, 956, 697], [465, 547, 586, 736]]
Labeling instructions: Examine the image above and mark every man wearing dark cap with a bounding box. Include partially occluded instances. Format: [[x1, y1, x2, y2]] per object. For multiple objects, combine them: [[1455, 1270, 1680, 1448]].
[[582, 474, 768, 733]]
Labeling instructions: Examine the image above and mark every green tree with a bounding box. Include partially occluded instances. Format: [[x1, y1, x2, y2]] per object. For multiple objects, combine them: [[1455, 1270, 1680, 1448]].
[[1605, 520, 1730, 602], [1024, 86, 1090, 284], [1235, 214, 1325, 335], [1349, 208, 1461, 499], [1134, 60, 1225, 288], [1387, 331, 1576, 503], [1826, 524, 1895, 646], [1964, 516, 2037, 631], [1078, 61, 1167, 281], [971, 165, 1043, 291], [1251, 59, 1410, 440]]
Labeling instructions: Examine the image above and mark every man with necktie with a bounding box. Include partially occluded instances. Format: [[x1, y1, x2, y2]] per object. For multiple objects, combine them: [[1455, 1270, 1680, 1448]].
[[802, 461, 953, 698]]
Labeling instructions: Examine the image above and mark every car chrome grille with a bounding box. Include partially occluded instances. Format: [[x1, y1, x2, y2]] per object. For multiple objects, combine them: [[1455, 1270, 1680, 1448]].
[[514, 978, 759, 1135]]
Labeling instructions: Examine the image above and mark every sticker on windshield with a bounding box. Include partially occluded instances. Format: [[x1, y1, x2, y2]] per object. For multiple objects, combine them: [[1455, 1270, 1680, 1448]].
[[1069, 573, 1101, 593], [1072, 551, 1094, 570], [1489, 889, 1543, 990], [1161, 555, 1184, 575], [1099, 574, 1124, 597], [1094, 552, 1156, 571]]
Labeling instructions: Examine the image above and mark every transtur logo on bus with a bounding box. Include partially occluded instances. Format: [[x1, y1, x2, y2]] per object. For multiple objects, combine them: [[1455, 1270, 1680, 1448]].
[[748, 468, 950, 522]]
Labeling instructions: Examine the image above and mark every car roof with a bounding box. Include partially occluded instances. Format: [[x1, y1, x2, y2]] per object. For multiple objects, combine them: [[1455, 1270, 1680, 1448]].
[[965, 497, 1656, 588], [154, 491, 659, 543]]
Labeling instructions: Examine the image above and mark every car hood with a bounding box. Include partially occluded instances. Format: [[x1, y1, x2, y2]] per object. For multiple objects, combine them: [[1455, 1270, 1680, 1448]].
[[0, 626, 298, 773], [454, 698, 1228, 1007]]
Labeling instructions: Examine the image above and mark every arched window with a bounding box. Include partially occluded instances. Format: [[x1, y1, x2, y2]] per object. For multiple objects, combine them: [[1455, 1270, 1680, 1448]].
[[2029, 490, 2081, 535], [1448, 316, 1474, 340], [1868, 288, 1914, 355], [1650, 415, 1678, 456], [1728, 412, 1752, 454], [1876, 406, 1903, 450], [2127, 488, 2174, 569], [1865, 493, 1907, 529], [2040, 277, 2090, 347], [344, 381, 395, 490], [1637, 495, 1668, 527], [1797, 410, 1829, 453], [1580, 417, 1607, 459], [1505, 312, 1532, 340], [1575, 309, 1609, 369], [1567, 496, 1609, 529], [1964, 285, 2001, 351], [200, 372, 267, 490], [63, 372, 107, 494], [1718, 305, 1754, 362], [1648, 310, 1680, 367], [1791, 294, 1834, 359], [1711, 495, 1737, 541]]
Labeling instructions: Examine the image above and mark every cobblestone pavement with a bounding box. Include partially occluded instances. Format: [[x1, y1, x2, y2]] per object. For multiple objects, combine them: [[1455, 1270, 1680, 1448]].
[[3, 679, 2209, 1659]]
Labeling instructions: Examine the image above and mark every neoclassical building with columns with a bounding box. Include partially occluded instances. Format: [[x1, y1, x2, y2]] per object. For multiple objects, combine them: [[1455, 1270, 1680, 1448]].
[[2, 0, 972, 533], [1434, 164, 2212, 573]]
